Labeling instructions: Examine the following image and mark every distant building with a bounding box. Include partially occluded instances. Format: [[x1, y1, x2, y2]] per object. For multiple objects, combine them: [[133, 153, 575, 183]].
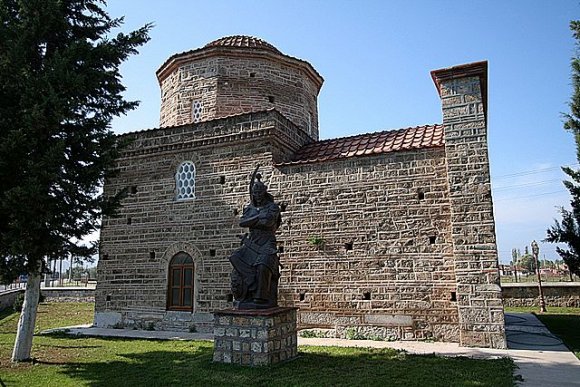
[[95, 36, 506, 348]]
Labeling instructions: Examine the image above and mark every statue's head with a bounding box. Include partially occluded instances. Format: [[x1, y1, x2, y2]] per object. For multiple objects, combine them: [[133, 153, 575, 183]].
[[252, 180, 268, 205]]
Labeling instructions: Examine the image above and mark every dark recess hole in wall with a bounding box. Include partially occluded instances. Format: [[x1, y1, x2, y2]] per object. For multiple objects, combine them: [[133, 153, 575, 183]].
[[233, 208, 239, 216], [418, 189, 425, 200], [209, 249, 216, 257], [299, 292, 306, 301], [219, 176, 226, 184], [280, 202, 288, 212], [130, 186, 138, 195], [106, 295, 111, 301], [450, 292, 457, 302], [363, 292, 371, 300], [344, 242, 353, 251], [250, 72, 256, 78], [150, 251, 155, 260], [227, 294, 233, 302], [268, 96, 275, 103], [127, 217, 132, 225], [278, 245, 284, 254], [429, 236, 437, 245]]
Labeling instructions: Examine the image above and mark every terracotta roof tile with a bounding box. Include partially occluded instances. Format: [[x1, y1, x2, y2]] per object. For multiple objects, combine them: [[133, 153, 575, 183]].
[[204, 35, 282, 55], [278, 124, 444, 166]]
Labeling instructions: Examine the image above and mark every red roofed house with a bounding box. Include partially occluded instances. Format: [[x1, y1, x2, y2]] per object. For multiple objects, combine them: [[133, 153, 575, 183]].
[[96, 36, 506, 348]]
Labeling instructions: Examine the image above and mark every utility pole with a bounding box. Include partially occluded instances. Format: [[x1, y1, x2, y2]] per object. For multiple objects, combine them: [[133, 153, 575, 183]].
[[531, 240, 547, 313]]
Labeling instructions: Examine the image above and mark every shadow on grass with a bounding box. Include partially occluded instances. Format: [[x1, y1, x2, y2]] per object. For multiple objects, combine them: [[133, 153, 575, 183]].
[[535, 314, 580, 356], [54, 344, 515, 387]]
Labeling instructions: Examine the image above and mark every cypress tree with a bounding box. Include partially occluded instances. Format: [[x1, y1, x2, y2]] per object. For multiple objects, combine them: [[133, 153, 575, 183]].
[[546, 21, 580, 279], [0, 0, 150, 361]]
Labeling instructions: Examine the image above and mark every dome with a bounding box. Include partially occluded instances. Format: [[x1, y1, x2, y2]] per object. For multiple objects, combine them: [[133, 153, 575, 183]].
[[204, 35, 282, 55]]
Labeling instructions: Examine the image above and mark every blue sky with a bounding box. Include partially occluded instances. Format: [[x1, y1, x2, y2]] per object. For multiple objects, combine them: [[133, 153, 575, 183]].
[[104, 1, 579, 263]]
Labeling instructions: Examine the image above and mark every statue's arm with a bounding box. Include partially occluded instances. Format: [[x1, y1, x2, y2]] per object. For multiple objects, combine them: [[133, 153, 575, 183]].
[[239, 206, 259, 227], [255, 203, 281, 228]]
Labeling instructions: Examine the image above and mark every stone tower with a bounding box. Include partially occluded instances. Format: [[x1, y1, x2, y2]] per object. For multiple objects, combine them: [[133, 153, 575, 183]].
[[156, 35, 324, 139]]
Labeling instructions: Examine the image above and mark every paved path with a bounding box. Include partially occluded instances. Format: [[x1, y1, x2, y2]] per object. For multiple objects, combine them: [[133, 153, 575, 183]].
[[43, 312, 580, 386]]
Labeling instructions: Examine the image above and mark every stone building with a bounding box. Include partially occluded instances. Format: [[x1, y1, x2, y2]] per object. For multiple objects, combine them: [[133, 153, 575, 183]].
[[95, 35, 506, 348]]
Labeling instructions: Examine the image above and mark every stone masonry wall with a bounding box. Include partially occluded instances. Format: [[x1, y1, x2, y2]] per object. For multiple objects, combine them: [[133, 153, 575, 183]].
[[96, 111, 305, 332], [434, 63, 506, 349], [271, 148, 459, 342], [159, 55, 320, 139], [502, 283, 580, 308], [96, 108, 460, 341]]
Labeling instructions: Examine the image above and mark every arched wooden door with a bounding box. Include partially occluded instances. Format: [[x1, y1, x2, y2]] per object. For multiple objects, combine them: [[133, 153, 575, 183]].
[[167, 252, 194, 312]]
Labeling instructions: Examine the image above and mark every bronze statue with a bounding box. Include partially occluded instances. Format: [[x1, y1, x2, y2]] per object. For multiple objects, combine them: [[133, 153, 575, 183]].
[[229, 166, 281, 309]]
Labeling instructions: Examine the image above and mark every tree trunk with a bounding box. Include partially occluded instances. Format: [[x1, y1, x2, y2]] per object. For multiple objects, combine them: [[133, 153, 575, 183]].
[[11, 270, 41, 362]]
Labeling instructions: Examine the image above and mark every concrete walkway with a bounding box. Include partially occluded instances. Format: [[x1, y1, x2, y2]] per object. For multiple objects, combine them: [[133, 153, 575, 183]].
[[43, 312, 580, 386]]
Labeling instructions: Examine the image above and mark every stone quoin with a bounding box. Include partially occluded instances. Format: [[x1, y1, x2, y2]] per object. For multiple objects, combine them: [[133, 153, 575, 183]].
[[95, 35, 506, 349]]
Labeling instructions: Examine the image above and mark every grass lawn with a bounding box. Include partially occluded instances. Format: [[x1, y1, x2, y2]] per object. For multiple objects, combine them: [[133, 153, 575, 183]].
[[0, 303, 517, 387], [504, 306, 580, 359]]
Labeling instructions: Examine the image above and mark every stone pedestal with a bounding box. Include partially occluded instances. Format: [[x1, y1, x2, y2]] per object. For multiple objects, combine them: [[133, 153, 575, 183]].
[[213, 307, 298, 366]]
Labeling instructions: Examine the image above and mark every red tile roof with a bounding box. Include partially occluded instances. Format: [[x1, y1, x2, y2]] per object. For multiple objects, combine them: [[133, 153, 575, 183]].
[[204, 35, 282, 55], [278, 124, 444, 166]]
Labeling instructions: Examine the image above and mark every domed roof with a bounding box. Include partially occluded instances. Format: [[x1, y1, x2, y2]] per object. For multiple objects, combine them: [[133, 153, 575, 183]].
[[204, 35, 281, 55]]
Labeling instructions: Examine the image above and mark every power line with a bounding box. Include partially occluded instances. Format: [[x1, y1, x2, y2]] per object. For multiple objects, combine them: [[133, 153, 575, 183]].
[[493, 163, 579, 180], [493, 178, 563, 192], [494, 190, 565, 202]]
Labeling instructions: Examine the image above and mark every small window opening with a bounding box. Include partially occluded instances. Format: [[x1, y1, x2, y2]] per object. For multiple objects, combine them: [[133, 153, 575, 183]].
[[450, 292, 457, 302], [268, 96, 275, 103], [227, 294, 234, 302], [130, 186, 138, 195], [209, 249, 216, 257], [363, 292, 371, 300], [127, 217, 132, 225], [344, 241, 354, 251], [192, 100, 203, 123], [429, 236, 437, 245], [176, 161, 196, 200], [418, 189, 425, 200], [150, 251, 156, 260], [219, 176, 226, 184], [299, 292, 306, 301]]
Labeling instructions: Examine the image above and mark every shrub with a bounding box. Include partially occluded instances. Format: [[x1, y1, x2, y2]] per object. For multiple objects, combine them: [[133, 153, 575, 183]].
[[13, 292, 45, 312]]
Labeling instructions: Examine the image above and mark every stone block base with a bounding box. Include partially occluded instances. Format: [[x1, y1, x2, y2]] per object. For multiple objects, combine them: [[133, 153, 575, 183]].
[[213, 307, 298, 366]]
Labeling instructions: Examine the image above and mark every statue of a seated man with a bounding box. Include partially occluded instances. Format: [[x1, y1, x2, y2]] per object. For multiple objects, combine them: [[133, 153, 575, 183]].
[[229, 169, 281, 309]]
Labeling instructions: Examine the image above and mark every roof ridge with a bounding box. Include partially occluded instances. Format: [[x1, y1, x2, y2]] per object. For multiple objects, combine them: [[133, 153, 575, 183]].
[[116, 108, 281, 137], [309, 123, 443, 147]]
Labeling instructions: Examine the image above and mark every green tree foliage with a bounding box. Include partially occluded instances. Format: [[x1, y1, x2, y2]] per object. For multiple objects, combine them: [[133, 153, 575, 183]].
[[546, 20, 580, 278], [518, 252, 536, 273], [0, 0, 151, 281], [511, 248, 519, 265]]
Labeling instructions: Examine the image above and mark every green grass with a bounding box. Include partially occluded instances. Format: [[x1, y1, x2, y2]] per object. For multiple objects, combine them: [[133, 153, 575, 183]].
[[504, 306, 580, 359], [0, 303, 517, 386]]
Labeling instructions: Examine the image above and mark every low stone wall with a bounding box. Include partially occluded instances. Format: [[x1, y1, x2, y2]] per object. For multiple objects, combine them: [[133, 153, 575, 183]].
[[0, 287, 95, 311], [0, 289, 24, 311], [41, 287, 95, 302], [502, 282, 580, 308]]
